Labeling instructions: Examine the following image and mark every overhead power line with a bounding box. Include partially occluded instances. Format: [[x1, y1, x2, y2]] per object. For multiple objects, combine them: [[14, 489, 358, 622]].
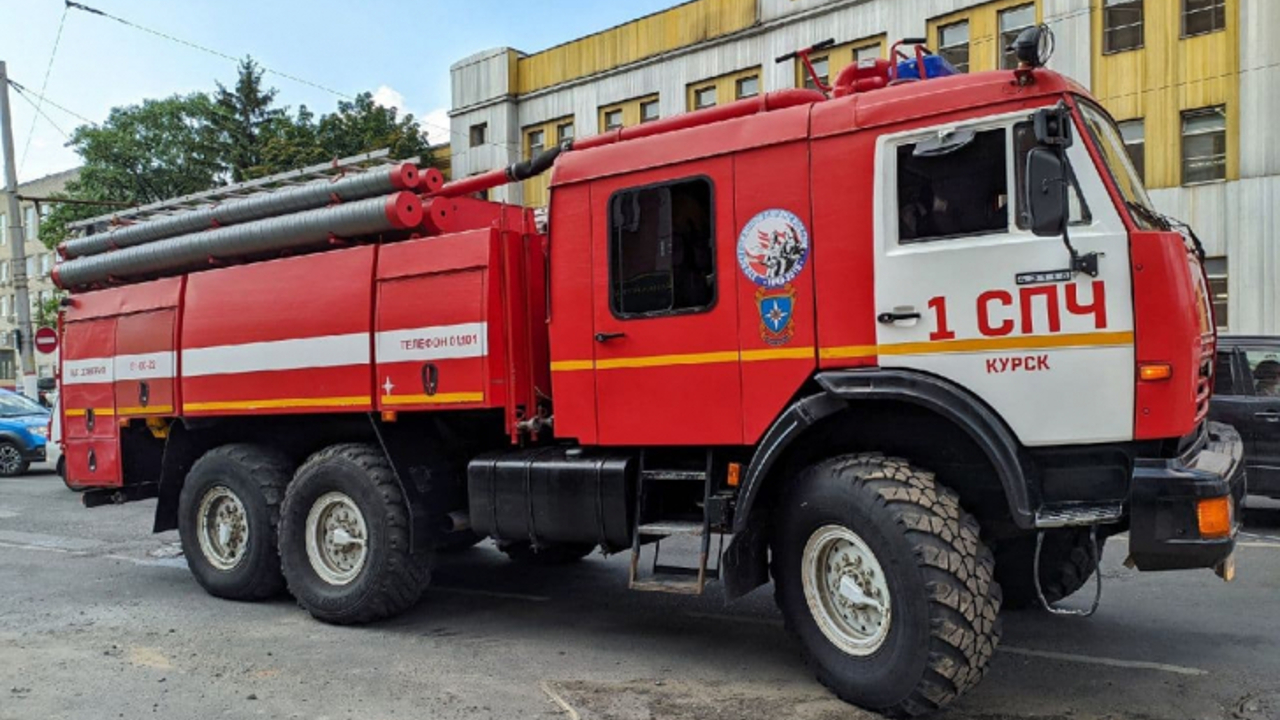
[[8, 81, 73, 141], [6, 79, 97, 127], [19, 4, 70, 175], [63, 0, 512, 153]]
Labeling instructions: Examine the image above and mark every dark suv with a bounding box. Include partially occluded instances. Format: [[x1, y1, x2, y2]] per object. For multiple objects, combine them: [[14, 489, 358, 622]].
[[1211, 336, 1280, 498]]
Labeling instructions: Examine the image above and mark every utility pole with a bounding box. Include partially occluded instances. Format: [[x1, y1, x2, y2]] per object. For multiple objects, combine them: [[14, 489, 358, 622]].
[[0, 61, 38, 399]]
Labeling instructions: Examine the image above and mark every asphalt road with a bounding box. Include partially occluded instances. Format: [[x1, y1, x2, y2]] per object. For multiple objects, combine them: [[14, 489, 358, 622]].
[[2, 468, 1279, 720]]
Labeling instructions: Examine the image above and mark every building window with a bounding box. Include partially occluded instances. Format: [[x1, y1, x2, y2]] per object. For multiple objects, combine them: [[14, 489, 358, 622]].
[[40, 254, 52, 275], [855, 44, 881, 62], [1205, 256, 1228, 329], [603, 109, 623, 131], [999, 4, 1037, 70], [1, 295, 8, 317], [802, 57, 829, 90], [1183, 0, 1226, 37], [25, 257, 35, 278], [1104, 0, 1143, 53], [526, 128, 545, 159], [693, 85, 717, 110], [469, 123, 487, 148], [0, 214, 6, 245], [608, 177, 715, 317], [24, 207, 35, 232], [897, 128, 1009, 243], [938, 21, 971, 73], [0, 261, 7, 283], [640, 99, 660, 123], [1182, 107, 1227, 184], [735, 74, 759, 99], [557, 122, 574, 144], [1117, 119, 1146, 183]]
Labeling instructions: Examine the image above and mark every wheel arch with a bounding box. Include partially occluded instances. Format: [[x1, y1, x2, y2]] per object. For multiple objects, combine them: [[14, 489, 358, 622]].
[[723, 368, 1037, 599]]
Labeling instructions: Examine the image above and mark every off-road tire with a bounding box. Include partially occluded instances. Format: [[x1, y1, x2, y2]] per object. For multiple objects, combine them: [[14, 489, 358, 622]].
[[177, 444, 292, 601], [995, 528, 1101, 610], [279, 443, 432, 624], [499, 541, 595, 565], [772, 453, 1002, 718]]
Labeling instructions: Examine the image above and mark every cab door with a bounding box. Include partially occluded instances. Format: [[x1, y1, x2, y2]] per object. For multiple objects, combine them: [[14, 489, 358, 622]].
[[589, 159, 742, 446], [872, 111, 1135, 446]]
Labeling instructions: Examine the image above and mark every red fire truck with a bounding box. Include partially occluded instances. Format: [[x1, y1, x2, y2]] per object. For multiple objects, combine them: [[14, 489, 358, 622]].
[[54, 30, 1243, 717]]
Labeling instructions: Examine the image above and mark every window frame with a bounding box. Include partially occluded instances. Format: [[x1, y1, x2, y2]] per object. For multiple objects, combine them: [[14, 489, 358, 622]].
[[469, 122, 488, 148], [526, 128, 546, 160], [1102, 0, 1144, 54], [998, 4, 1038, 70], [1204, 255, 1228, 329], [557, 122, 575, 145], [1242, 346, 1280, 397], [603, 108, 624, 131], [1182, 0, 1227, 38], [1181, 106, 1227, 186], [606, 175, 718, 320], [938, 20, 971, 73], [802, 56, 830, 90], [854, 43, 882, 62], [640, 99, 660, 123], [892, 123, 1015, 245], [693, 85, 717, 110], [735, 74, 760, 100]]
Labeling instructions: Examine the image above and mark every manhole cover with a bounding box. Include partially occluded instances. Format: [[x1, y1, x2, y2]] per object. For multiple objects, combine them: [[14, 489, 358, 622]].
[[1235, 692, 1280, 720]]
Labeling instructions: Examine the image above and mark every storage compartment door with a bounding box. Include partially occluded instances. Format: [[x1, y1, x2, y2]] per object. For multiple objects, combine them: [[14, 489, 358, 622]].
[[115, 309, 178, 418], [62, 318, 121, 487]]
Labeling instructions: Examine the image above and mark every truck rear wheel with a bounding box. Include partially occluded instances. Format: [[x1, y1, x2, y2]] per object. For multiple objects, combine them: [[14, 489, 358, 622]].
[[177, 444, 292, 601], [771, 453, 1001, 718], [994, 528, 1101, 610], [278, 443, 431, 624]]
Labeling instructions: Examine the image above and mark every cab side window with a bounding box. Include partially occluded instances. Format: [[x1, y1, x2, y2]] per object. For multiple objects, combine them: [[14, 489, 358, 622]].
[[897, 128, 1009, 243], [609, 178, 715, 318], [1013, 122, 1092, 228], [1245, 348, 1280, 397]]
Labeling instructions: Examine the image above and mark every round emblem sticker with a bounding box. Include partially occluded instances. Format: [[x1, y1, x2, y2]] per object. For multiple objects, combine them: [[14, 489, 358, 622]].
[[736, 209, 810, 288]]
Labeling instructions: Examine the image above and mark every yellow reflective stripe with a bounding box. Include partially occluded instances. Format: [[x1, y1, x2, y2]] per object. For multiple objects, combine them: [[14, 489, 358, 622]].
[[741, 346, 815, 362], [381, 392, 484, 406], [183, 396, 371, 412], [64, 408, 115, 418], [117, 405, 175, 417], [596, 350, 740, 370], [818, 345, 878, 360], [549, 359, 594, 372], [877, 331, 1135, 356], [552, 332, 1133, 371]]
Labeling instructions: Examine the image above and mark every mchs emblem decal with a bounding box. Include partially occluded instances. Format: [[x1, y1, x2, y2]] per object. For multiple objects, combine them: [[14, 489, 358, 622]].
[[736, 209, 809, 288]]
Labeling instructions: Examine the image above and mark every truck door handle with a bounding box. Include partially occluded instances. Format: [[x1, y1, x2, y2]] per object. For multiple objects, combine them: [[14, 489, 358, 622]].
[[1257, 411, 1280, 422], [421, 363, 438, 396], [594, 332, 626, 343], [877, 311, 921, 324], [138, 381, 150, 408]]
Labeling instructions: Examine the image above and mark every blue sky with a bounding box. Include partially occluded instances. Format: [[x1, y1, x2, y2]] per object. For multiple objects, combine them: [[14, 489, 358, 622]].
[[2, 0, 684, 183]]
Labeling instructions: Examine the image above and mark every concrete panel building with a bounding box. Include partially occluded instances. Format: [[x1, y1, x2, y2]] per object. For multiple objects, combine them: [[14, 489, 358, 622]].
[[446, 0, 1276, 334]]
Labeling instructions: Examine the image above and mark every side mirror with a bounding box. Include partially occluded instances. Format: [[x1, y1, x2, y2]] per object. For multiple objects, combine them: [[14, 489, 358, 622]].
[[1025, 147, 1068, 237]]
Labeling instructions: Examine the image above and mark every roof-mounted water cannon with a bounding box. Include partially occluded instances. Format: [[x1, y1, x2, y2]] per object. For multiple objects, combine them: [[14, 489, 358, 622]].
[[776, 38, 837, 96], [1009, 24, 1056, 86]]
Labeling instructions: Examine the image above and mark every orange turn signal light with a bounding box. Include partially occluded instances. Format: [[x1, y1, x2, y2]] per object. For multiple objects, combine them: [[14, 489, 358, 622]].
[[1197, 496, 1233, 539], [726, 462, 741, 487], [1139, 363, 1173, 381], [380, 410, 398, 423]]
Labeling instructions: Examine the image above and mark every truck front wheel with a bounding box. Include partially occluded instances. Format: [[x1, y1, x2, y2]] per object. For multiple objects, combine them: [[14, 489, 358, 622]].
[[278, 444, 431, 624], [177, 444, 293, 601], [772, 453, 1001, 718]]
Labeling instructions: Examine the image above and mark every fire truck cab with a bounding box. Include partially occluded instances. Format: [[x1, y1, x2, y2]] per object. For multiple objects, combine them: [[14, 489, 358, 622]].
[[56, 29, 1244, 717]]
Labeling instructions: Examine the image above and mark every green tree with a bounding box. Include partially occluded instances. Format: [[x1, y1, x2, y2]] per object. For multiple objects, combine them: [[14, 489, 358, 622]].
[[213, 58, 286, 182], [38, 93, 222, 248], [35, 292, 66, 329], [260, 93, 433, 175]]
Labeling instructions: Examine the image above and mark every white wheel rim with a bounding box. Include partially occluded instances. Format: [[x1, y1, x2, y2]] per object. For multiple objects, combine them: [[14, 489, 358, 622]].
[[196, 486, 249, 571], [802, 524, 893, 656], [305, 491, 368, 586]]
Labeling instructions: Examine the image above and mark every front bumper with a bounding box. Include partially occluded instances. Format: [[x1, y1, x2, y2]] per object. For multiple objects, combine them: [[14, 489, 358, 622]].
[[1128, 421, 1245, 572], [22, 444, 47, 463]]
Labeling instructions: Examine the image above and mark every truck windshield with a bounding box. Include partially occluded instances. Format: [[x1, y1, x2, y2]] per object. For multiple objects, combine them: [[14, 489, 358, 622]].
[[1075, 100, 1159, 230]]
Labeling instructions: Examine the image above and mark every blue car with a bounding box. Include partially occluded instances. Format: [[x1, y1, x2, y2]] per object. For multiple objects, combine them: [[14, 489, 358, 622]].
[[0, 390, 49, 476]]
